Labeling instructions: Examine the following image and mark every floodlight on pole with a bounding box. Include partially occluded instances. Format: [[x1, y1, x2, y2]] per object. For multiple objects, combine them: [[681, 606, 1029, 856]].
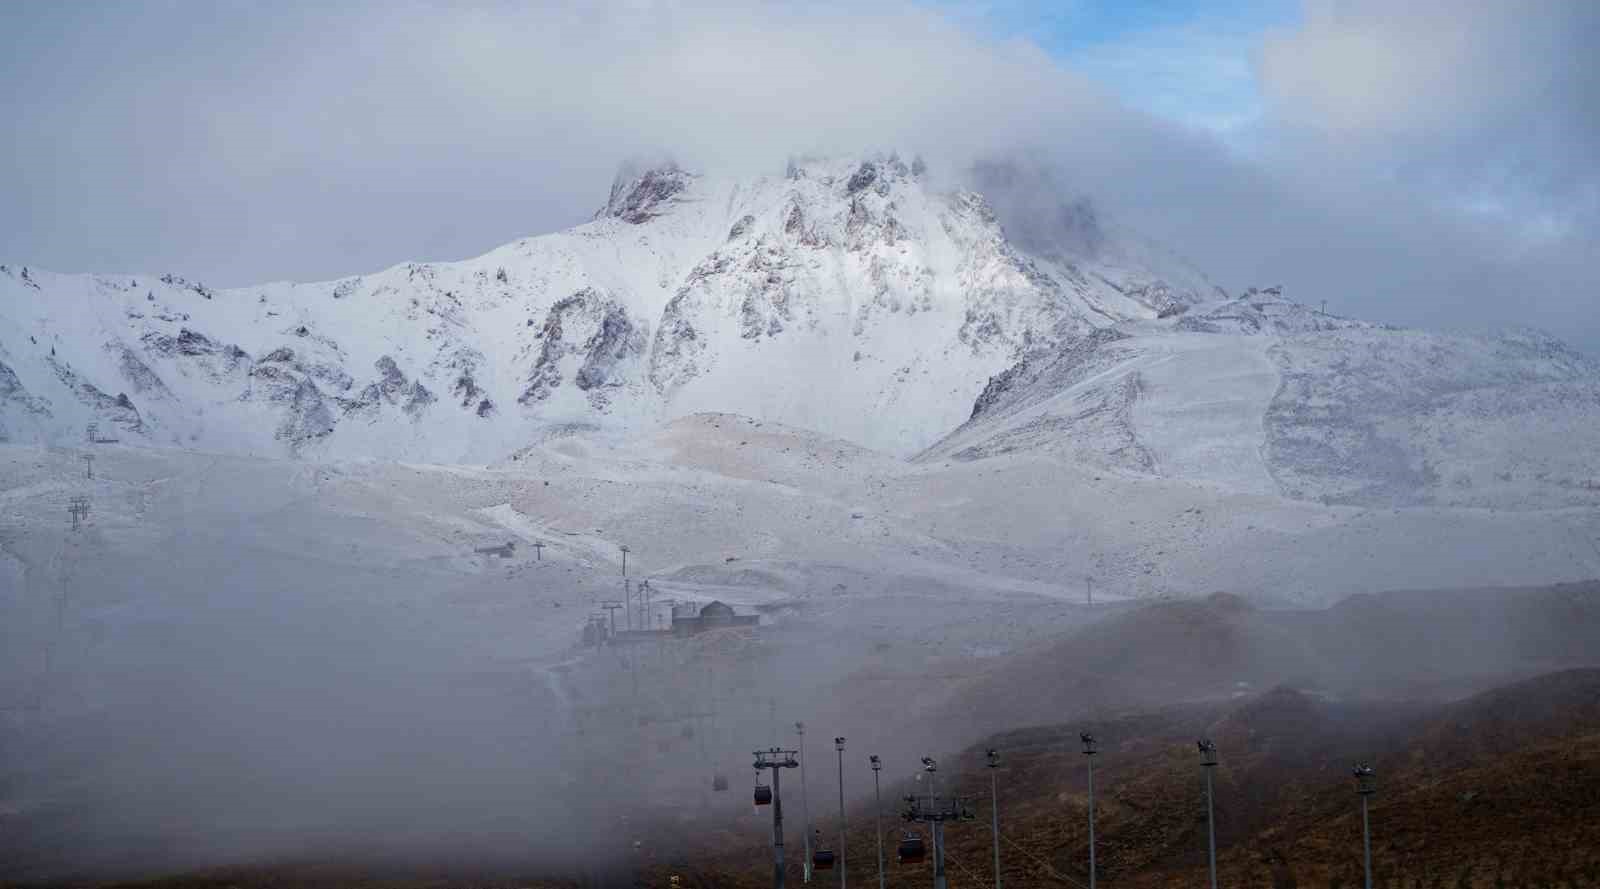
[[1198, 739, 1219, 889], [835, 737, 848, 889], [870, 755, 885, 889], [798, 722, 814, 882], [1081, 733, 1098, 889], [1354, 764, 1376, 889], [985, 748, 1001, 889], [924, 754, 942, 889]]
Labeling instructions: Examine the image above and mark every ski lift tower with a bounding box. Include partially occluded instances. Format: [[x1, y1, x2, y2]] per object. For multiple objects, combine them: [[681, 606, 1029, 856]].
[[870, 755, 886, 889], [1081, 733, 1099, 889], [902, 756, 976, 889], [1198, 739, 1219, 889], [1353, 764, 1376, 889], [68, 496, 91, 531], [755, 747, 802, 889], [600, 601, 623, 639], [985, 748, 1001, 889]]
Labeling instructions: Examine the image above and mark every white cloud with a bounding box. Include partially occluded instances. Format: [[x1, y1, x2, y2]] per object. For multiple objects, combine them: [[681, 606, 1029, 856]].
[[1, 0, 1595, 349], [1258, 1, 1600, 221]]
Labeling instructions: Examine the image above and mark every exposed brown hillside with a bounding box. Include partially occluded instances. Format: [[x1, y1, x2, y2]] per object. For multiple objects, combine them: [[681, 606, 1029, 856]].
[[941, 583, 1600, 735], [670, 670, 1600, 889]]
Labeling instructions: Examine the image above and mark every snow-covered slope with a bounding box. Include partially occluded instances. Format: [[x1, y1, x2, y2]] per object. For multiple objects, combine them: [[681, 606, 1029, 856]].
[[4, 158, 1596, 512], [0, 155, 1212, 462], [923, 289, 1600, 509]]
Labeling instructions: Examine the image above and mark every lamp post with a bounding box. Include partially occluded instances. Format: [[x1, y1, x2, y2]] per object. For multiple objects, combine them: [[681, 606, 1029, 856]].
[[986, 748, 1001, 889], [870, 755, 885, 889], [835, 737, 848, 889], [798, 722, 814, 882], [1081, 733, 1098, 889], [1198, 739, 1219, 889], [1354, 764, 1376, 889], [620, 543, 631, 627]]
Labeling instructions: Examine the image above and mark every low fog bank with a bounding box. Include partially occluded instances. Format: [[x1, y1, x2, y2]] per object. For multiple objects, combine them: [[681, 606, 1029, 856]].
[[10, 575, 1597, 884], [4, 582, 596, 878], [0, 444, 1086, 883], [3, 441, 1598, 885], [932, 583, 1600, 742]]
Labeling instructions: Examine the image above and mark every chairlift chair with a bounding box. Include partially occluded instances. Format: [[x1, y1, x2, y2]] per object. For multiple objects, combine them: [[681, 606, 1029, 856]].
[[897, 831, 927, 864]]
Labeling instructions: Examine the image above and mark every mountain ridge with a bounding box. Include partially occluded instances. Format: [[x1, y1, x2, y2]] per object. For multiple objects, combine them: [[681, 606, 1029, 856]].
[[0, 155, 1221, 461], [2, 154, 1597, 512]]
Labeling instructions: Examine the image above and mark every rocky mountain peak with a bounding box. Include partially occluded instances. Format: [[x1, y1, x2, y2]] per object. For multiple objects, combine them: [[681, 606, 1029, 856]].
[[599, 159, 693, 224]]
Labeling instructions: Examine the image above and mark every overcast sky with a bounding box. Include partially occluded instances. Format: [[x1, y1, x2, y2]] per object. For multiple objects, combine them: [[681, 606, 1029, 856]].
[[3, 1, 1596, 350]]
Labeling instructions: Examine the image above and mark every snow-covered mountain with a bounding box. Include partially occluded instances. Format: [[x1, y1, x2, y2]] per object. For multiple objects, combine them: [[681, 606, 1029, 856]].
[[0, 155, 1212, 462], [2, 154, 1597, 510]]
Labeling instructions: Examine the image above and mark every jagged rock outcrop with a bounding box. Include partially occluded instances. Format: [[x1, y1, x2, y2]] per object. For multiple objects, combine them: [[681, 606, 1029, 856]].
[[600, 161, 692, 224], [46, 356, 143, 434], [0, 358, 52, 441], [920, 328, 1147, 468], [246, 348, 336, 449], [520, 288, 647, 409], [108, 342, 174, 398], [345, 355, 435, 422]]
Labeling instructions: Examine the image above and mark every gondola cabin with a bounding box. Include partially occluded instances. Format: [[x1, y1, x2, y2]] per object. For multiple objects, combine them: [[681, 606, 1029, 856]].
[[712, 773, 729, 792], [754, 783, 772, 806], [897, 832, 926, 864], [812, 849, 835, 871]]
